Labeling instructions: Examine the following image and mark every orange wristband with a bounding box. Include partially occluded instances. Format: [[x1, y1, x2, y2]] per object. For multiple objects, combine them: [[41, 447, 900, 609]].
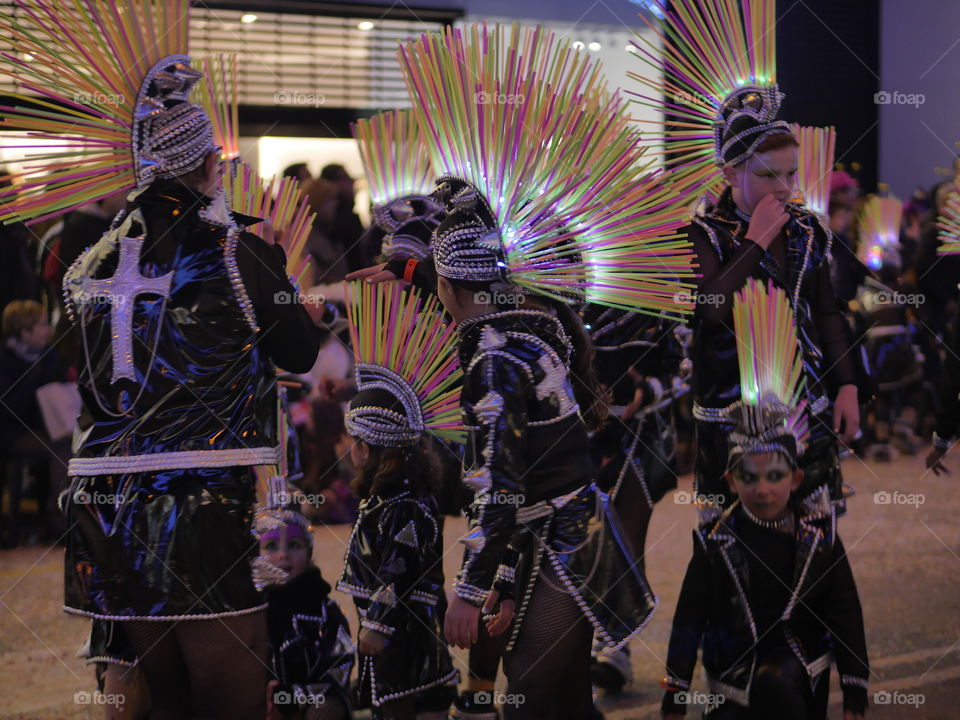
[[403, 258, 418, 283]]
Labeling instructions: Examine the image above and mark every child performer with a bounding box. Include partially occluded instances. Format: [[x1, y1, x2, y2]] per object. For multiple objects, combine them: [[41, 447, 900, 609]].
[[257, 508, 354, 720], [337, 281, 463, 720], [632, 0, 861, 515], [398, 23, 698, 718], [661, 279, 869, 720]]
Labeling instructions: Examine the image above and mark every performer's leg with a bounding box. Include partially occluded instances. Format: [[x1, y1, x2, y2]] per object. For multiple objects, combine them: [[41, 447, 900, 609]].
[[502, 563, 592, 719], [175, 612, 269, 720], [123, 621, 190, 720]]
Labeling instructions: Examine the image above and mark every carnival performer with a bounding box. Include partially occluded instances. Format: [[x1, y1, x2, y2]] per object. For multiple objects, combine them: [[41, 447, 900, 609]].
[[660, 279, 869, 720], [337, 281, 462, 720], [0, 2, 328, 717], [258, 508, 354, 720], [398, 23, 698, 718], [585, 306, 687, 694], [632, 0, 861, 514]]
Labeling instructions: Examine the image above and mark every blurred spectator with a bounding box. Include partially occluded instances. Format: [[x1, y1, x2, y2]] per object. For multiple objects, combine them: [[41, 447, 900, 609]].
[[43, 192, 126, 296], [829, 196, 867, 305], [0, 171, 41, 318], [304, 177, 348, 283], [916, 181, 960, 336], [0, 300, 72, 546], [319, 163, 374, 270], [298, 398, 358, 524], [282, 162, 312, 187]]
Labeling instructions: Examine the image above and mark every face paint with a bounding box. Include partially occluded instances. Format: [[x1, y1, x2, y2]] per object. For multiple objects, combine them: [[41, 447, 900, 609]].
[[259, 522, 312, 580], [729, 451, 798, 522]]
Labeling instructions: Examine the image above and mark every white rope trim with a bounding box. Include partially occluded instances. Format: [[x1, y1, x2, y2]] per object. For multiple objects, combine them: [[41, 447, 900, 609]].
[[64, 603, 267, 621], [69, 446, 281, 476]]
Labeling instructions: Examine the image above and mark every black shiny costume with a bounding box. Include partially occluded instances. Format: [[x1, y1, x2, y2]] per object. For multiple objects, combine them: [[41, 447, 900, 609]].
[[662, 497, 869, 717], [266, 566, 354, 716], [689, 189, 856, 507], [337, 490, 457, 707], [454, 308, 657, 646], [62, 182, 322, 619]]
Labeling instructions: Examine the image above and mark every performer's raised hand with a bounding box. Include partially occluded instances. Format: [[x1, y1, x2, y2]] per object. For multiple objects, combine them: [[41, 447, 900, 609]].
[[346, 262, 397, 284], [358, 626, 388, 656], [745, 193, 789, 250]]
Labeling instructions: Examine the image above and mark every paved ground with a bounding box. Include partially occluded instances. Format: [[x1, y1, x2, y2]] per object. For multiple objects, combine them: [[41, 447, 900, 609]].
[[1, 448, 958, 719]]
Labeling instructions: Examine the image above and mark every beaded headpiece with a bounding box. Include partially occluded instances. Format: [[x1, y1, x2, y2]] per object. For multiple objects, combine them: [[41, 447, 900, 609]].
[[631, 0, 793, 199], [857, 195, 902, 271], [398, 23, 698, 317], [727, 278, 809, 467], [0, 0, 216, 224], [352, 110, 443, 261], [344, 281, 465, 447], [790, 124, 837, 221]]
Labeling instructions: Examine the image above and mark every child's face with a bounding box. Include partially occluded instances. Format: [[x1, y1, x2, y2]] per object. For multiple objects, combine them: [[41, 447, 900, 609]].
[[349, 436, 369, 470], [726, 451, 802, 521], [259, 525, 310, 579]]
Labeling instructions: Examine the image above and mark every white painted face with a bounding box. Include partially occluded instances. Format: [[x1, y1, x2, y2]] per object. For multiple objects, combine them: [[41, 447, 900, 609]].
[[726, 450, 802, 521]]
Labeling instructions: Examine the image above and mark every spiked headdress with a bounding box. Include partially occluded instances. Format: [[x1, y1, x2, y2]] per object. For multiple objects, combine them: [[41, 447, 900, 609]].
[[344, 280, 465, 447], [352, 110, 443, 261], [398, 23, 698, 318], [937, 191, 960, 256], [631, 0, 792, 199], [790, 124, 836, 221], [727, 278, 809, 466], [857, 194, 902, 271], [0, 0, 215, 224]]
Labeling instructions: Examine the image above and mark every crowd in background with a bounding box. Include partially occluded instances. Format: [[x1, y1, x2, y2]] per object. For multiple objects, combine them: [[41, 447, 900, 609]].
[[1, 156, 959, 548]]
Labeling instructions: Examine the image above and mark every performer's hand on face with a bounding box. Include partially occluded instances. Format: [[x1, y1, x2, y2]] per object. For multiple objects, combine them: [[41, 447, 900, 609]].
[[745, 193, 789, 250], [926, 446, 950, 475], [832, 383, 860, 445], [358, 627, 388, 656], [346, 262, 397, 284], [445, 593, 482, 648], [483, 590, 515, 636]]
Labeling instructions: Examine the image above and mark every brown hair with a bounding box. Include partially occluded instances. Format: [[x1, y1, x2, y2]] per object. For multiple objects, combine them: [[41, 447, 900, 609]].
[[755, 132, 799, 154], [2, 300, 44, 338], [351, 436, 441, 500]]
